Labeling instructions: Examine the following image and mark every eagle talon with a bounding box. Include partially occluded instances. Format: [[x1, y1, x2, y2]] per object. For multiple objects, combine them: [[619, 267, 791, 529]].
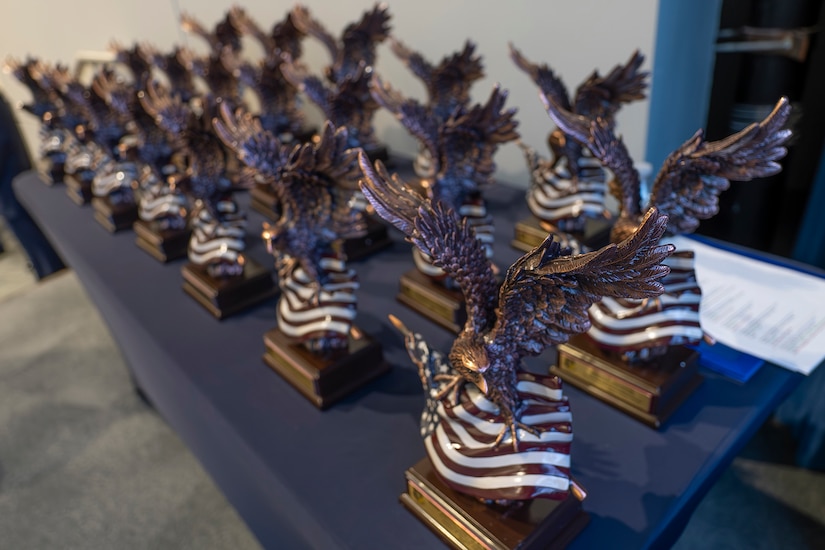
[[492, 418, 543, 452]]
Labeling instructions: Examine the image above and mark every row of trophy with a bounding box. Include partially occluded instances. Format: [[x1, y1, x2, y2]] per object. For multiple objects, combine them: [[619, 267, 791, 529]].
[[7, 3, 793, 548]]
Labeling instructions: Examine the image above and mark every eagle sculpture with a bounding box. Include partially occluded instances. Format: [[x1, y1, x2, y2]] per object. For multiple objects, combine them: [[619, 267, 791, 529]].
[[388, 39, 484, 178], [510, 45, 648, 244], [141, 81, 244, 278], [282, 4, 390, 157], [359, 153, 673, 500], [543, 94, 791, 359], [214, 104, 365, 353], [370, 77, 517, 281], [224, 9, 308, 141]]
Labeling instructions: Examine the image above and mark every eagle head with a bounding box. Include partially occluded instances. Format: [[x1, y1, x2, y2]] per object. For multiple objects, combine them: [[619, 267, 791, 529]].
[[449, 338, 491, 395]]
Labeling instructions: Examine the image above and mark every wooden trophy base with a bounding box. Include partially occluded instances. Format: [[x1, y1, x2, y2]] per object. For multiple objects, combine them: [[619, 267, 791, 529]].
[[402, 458, 589, 550], [249, 184, 280, 220], [262, 327, 388, 409], [511, 216, 611, 253], [397, 269, 467, 333], [554, 334, 703, 428], [133, 220, 191, 263], [182, 259, 276, 320], [64, 173, 93, 205], [343, 216, 393, 261], [92, 197, 138, 233]]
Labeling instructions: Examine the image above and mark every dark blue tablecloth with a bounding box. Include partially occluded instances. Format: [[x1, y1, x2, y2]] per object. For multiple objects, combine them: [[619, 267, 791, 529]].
[[14, 169, 802, 549]]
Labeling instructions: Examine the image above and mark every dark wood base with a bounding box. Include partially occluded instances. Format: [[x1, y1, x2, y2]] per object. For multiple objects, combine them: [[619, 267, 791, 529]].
[[402, 458, 589, 550], [181, 258, 276, 320], [397, 269, 467, 333], [92, 196, 138, 233], [511, 216, 611, 253], [262, 327, 388, 409], [64, 173, 93, 205], [343, 216, 393, 261], [249, 184, 280, 220], [133, 219, 191, 263], [554, 335, 703, 428]]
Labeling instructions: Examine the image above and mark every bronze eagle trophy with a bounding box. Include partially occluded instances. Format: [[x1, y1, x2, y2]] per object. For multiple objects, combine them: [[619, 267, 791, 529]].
[[544, 94, 791, 361], [214, 104, 366, 353], [509, 44, 648, 253], [283, 3, 391, 159], [389, 39, 484, 177], [359, 153, 673, 504], [370, 77, 518, 284]]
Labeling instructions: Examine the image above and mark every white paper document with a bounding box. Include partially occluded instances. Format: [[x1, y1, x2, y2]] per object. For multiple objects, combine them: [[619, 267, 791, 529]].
[[668, 236, 825, 375]]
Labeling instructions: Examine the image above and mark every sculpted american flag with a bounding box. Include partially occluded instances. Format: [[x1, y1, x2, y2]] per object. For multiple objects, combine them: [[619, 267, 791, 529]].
[[587, 250, 703, 356], [407, 332, 574, 502]]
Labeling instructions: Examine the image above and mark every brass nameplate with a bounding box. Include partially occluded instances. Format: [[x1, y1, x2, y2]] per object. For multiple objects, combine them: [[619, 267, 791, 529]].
[[406, 481, 491, 550], [399, 279, 456, 326], [557, 352, 653, 412]]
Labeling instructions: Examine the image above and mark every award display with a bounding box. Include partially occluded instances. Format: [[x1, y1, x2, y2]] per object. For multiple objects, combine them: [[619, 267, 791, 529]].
[[359, 154, 673, 549], [139, 44, 198, 103], [390, 39, 484, 179], [133, 169, 190, 262], [85, 70, 140, 232], [179, 11, 244, 110], [508, 45, 647, 254], [50, 71, 116, 207], [215, 106, 387, 408], [24, 63, 100, 203], [388, 39, 484, 179], [370, 78, 518, 332], [98, 51, 190, 256], [227, 8, 314, 220], [5, 57, 67, 184], [110, 42, 153, 87], [545, 95, 792, 427], [284, 4, 394, 260], [141, 81, 274, 318], [287, 3, 391, 160]]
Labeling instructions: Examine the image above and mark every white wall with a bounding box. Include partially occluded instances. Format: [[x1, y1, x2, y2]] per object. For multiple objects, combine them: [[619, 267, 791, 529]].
[[1, 0, 658, 187]]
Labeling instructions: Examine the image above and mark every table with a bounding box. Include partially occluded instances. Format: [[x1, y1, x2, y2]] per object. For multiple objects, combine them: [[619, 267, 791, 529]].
[[14, 169, 802, 549]]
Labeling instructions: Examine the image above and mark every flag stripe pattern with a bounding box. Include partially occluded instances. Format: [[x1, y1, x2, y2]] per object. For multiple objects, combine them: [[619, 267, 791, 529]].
[[188, 199, 246, 277], [587, 249, 703, 353], [424, 372, 573, 502], [526, 151, 607, 223], [277, 254, 358, 350]]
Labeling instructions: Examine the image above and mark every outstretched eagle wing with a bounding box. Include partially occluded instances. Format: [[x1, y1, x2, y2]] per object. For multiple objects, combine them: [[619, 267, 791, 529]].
[[290, 5, 339, 65], [389, 37, 434, 83], [280, 58, 333, 116], [648, 96, 791, 236], [509, 42, 571, 111], [358, 154, 499, 335], [369, 75, 439, 171], [542, 93, 642, 220], [339, 4, 391, 69], [440, 85, 519, 187], [492, 207, 672, 357], [139, 80, 190, 139], [212, 101, 290, 177], [573, 50, 648, 121]]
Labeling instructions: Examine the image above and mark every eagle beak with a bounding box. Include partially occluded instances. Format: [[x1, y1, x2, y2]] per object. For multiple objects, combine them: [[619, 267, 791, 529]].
[[475, 376, 489, 395]]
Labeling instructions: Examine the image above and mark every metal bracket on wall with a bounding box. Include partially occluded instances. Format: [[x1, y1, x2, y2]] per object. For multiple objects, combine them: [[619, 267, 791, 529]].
[[716, 26, 817, 62]]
